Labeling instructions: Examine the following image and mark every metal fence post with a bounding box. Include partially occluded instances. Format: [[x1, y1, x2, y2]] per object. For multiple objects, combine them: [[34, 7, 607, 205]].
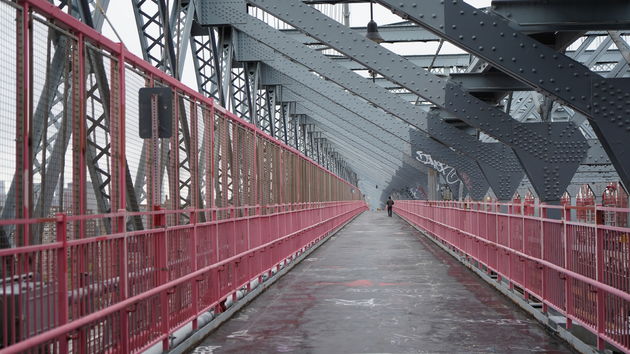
[[56, 213, 68, 352]]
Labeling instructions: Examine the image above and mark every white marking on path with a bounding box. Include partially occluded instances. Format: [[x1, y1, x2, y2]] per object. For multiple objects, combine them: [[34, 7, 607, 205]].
[[324, 298, 386, 308], [191, 345, 222, 353]]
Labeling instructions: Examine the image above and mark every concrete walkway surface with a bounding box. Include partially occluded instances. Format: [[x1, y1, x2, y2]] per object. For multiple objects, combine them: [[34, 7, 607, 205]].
[[192, 211, 573, 353]]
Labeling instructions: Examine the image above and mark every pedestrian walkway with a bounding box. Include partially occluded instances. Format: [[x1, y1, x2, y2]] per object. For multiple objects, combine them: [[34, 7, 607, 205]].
[[193, 211, 572, 353]]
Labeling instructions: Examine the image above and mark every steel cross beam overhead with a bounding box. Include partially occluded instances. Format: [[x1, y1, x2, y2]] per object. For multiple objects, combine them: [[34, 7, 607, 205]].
[[265, 64, 486, 197], [199, 4, 517, 200], [286, 90, 433, 188], [236, 0, 589, 202], [208, 7, 470, 169], [289, 96, 419, 175], [281, 23, 440, 44], [426, 110, 523, 199], [282, 102, 397, 182], [252, 45, 461, 177], [409, 128, 490, 200], [372, 0, 630, 194], [298, 108, 425, 179], [301, 104, 480, 200]]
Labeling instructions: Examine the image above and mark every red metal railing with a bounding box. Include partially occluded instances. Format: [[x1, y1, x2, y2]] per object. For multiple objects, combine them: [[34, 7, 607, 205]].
[[2, 202, 365, 353], [0, 0, 367, 352], [395, 200, 630, 353]]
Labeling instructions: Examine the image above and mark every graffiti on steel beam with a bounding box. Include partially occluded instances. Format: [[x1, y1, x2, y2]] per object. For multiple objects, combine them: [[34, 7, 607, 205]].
[[415, 150, 464, 187]]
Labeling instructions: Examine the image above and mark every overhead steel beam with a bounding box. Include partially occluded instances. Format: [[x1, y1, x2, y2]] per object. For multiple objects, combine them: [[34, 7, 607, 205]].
[[491, 0, 630, 32], [239, 0, 588, 202], [428, 109, 524, 200], [450, 72, 532, 92], [224, 19, 500, 197], [281, 22, 440, 43], [374, 0, 629, 193], [331, 53, 470, 70], [409, 128, 489, 200], [273, 72, 490, 197]]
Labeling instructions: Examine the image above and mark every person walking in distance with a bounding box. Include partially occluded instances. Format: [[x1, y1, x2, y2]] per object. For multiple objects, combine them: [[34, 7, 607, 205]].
[[386, 197, 394, 217]]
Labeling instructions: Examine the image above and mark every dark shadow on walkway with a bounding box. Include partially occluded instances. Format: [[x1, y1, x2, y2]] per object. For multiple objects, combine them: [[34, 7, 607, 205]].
[[192, 211, 573, 353]]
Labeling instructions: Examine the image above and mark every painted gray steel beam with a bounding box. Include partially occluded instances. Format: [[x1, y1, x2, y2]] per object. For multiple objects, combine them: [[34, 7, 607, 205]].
[[254, 58, 411, 142], [315, 134, 398, 183], [491, 1, 630, 32], [279, 75, 491, 198], [205, 3, 495, 197], [388, 164, 429, 195], [450, 72, 532, 92], [412, 136, 488, 200], [318, 137, 401, 183], [374, 0, 629, 194], [259, 64, 437, 176], [231, 27, 498, 196], [281, 23, 440, 43], [276, 76, 414, 160], [199, 2, 427, 131], [304, 114, 418, 178], [331, 53, 471, 70], [287, 96, 413, 169], [294, 100, 441, 185], [427, 109, 524, 201], [410, 128, 489, 200], [241, 0, 589, 203], [293, 101, 415, 172]]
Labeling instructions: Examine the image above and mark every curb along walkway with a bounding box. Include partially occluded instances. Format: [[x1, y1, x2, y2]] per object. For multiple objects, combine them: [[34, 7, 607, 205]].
[[192, 211, 572, 353]]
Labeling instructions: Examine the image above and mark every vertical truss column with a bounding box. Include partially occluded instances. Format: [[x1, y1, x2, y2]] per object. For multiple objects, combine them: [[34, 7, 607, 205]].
[[132, 0, 199, 216]]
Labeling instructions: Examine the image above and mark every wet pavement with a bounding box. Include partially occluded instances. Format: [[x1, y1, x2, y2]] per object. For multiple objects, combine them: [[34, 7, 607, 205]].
[[192, 211, 573, 353]]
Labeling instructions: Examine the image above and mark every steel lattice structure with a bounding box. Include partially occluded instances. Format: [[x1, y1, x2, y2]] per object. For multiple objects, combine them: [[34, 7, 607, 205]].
[[1, 0, 630, 352]]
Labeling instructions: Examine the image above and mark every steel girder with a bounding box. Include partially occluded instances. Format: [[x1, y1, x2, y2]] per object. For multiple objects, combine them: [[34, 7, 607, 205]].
[[258, 62, 417, 165], [319, 112, 480, 200], [288, 111, 366, 180], [385, 165, 431, 200], [295, 96, 471, 199], [304, 129, 378, 182], [373, 0, 630, 194], [426, 109, 523, 200], [265, 66, 484, 196], [233, 0, 588, 202], [332, 53, 471, 71], [268, 64, 491, 201], [132, 0, 202, 216], [200, 8, 503, 199], [284, 90, 421, 179], [291, 99, 413, 175], [409, 128, 489, 200], [491, 1, 630, 32], [281, 23, 439, 44], [190, 26, 224, 103], [190, 24, 358, 178]]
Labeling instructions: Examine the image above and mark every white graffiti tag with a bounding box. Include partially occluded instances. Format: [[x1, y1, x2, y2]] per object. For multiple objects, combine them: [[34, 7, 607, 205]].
[[415, 150, 461, 186]]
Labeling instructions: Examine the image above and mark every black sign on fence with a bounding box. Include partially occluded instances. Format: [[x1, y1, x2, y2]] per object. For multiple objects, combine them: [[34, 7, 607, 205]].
[[139, 87, 173, 138]]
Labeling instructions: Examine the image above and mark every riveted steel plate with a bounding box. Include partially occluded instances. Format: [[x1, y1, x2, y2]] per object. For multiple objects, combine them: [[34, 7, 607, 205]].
[[409, 129, 489, 200]]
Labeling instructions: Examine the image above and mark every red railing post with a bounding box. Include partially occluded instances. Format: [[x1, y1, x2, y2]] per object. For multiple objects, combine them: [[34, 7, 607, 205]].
[[563, 203, 573, 329], [56, 213, 68, 352], [540, 206, 547, 314], [119, 209, 129, 353], [158, 221, 170, 351], [190, 208, 199, 330], [595, 222, 605, 350]]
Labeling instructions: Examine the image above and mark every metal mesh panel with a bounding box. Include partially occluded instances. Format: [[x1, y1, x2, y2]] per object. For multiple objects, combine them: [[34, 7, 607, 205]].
[[0, 2, 19, 248]]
